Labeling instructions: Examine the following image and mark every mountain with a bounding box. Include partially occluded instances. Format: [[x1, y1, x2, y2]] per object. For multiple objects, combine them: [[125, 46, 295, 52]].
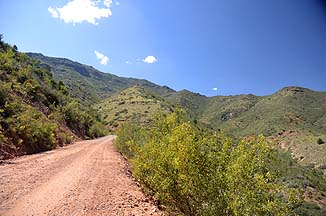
[[26, 52, 326, 167], [26, 53, 175, 104], [166, 87, 326, 136]]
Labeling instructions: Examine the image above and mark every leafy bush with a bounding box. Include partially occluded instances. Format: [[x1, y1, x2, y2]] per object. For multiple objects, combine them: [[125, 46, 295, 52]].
[[6, 107, 57, 154], [56, 132, 74, 146], [61, 101, 108, 138], [87, 121, 108, 138], [62, 100, 90, 136], [116, 123, 145, 158], [116, 110, 301, 215], [48, 110, 65, 124], [0, 85, 9, 107], [0, 124, 7, 143]]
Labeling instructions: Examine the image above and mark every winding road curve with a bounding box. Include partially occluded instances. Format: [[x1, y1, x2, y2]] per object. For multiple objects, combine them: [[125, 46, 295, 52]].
[[0, 136, 161, 216]]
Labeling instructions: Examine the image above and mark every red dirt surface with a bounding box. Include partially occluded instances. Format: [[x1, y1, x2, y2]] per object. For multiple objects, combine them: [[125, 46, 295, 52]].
[[0, 136, 162, 216]]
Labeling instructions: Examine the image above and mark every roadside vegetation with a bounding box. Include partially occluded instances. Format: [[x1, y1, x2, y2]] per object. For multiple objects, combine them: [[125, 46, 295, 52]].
[[114, 110, 326, 215], [0, 36, 108, 158]]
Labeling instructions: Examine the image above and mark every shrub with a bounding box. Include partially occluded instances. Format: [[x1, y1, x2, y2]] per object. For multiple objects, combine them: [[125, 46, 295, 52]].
[[57, 132, 74, 146], [87, 121, 108, 138], [61, 101, 108, 139], [62, 100, 90, 136], [48, 110, 65, 124], [6, 107, 57, 154], [117, 110, 300, 215], [115, 123, 144, 158], [0, 85, 9, 107], [0, 125, 7, 143]]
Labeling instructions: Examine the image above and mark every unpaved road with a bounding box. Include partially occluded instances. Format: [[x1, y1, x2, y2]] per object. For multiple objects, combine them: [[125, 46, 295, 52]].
[[0, 136, 162, 216]]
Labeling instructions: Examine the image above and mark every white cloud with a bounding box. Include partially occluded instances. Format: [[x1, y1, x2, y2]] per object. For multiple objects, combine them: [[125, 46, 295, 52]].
[[48, 7, 59, 18], [48, 0, 113, 25], [125, 61, 132, 64], [143, 56, 157, 64], [115, 1, 120, 6], [212, 87, 218, 91], [94, 50, 109, 65]]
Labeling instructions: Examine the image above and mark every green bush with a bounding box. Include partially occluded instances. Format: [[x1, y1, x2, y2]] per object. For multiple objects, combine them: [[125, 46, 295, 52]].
[[87, 121, 108, 138], [48, 110, 65, 123], [116, 123, 145, 158], [6, 107, 57, 154], [0, 125, 7, 143], [117, 110, 300, 215], [0, 85, 9, 107], [62, 100, 90, 136], [57, 132, 74, 146]]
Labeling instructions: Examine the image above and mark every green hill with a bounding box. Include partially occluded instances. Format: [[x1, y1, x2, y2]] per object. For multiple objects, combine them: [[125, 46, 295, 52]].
[[217, 87, 325, 136], [165, 87, 325, 137], [95, 86, 175, 128], [26, 53, 175, 104], [164, 90, 210, 117]]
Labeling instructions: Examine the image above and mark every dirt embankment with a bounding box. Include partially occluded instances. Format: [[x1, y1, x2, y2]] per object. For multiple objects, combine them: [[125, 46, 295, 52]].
[[0, 136, 161, 216]]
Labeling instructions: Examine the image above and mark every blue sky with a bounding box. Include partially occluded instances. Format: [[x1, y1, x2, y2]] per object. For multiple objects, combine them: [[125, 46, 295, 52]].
[[0, 0, 325, 96]]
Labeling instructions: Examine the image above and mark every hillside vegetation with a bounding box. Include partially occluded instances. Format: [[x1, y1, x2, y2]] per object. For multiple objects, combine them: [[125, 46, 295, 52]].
[[95, 86, 175, 128], [0, 37, 107, 159], [165, 87, 326, 136], [26, 53, 175, 104]]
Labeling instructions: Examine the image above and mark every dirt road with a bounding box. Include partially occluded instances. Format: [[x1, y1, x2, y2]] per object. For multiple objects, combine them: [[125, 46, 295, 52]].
[[0, 136, 162, 216]]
